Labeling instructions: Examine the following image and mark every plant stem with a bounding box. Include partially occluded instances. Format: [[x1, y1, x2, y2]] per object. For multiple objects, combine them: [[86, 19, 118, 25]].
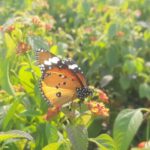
[[25, 52, 37, 82], [146, 116, 150, 141]]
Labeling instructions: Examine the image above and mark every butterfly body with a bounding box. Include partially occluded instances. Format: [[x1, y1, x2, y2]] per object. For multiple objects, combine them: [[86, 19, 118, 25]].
[[36, 48, 92, 107]]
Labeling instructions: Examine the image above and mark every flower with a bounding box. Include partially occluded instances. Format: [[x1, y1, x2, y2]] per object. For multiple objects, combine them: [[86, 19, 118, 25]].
[[17, 42, 30, 54], [44, 106, 61, 120], [45, 23, 52, 31], [0, 90, 6, 95], [137, 141, 150, 148], [5, 25, 15, 32], [90, 36, 97, 41], [32, 16, 44, 27], [102, 6, 109, 13], [86, 101, 109, 117], [13, 84, 24, 92], [84, 27, 93, 34], [137, 141, 145, 148], [135, 9, 142, 18], [116, 31, 125, 37], [34, 0, 49, 9], [98, 90, 109, 103], [0, 26, 3, 31]]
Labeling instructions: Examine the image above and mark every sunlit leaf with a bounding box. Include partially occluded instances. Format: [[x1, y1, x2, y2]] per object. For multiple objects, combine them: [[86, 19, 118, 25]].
[[45, 123, 59, 143], [18, 65, 35, 95], [0, 130, 33, 142], [58, 141, 71, 150], [139, 83, 150, 99], [35, 123, 59, 149], [0, 105, 10, 124], [43, 142, 60, 150], [50, 45, 58, 54], [135, 58, 144, 73], [76, 112, 92, 126], [2, 98, 20, 130], [113, 109, 143, 150], [4, 33, 16, 59], [89, 134, 117, 150], [0, 59, 15, 95], [67, 125, 88, 150], [11, 28, 23, 41], [123, 60, 136, 74]]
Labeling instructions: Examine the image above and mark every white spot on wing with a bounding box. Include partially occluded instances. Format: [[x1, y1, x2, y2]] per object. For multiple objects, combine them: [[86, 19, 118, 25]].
[[39, 64, 44, 68], [50, 57, 60, 64], [44, 60, 52, 65], [68, 64, 78, 70]]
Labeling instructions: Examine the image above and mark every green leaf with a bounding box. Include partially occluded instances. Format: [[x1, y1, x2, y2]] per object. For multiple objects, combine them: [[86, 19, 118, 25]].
[[57, 42, 68, 55], [123, 60, 136, 74], [43, 143, 60, 150], [0, 130, 33, 142], [35, 123, 59, 149], [76, 111, 92, 126], [11, 28, 23, 41], [2, 98, 20, 130], [108, 23, 118, 38], [58, 141, 71, 150], [88, 118, 103, 138], [106, 47, 119, 68], [139, 83, 150, 99], [134, 58, 144, 73], [50, 45, 58, 55], [119, 75, 130, 90], [123, 58, 144, 74], [18, 65, 35, 95], [113, 109, 143, 150], [0, 105, 10, 122], [82, 1, 90, 15], [4, 33, 16, 59], [90, 134, 117, 150], [43, 141, 70, 150], [28, 36, 49, 51], [66, 125, 88, 150], [0, 59, 15, 95], [45, 123, 59, 143]]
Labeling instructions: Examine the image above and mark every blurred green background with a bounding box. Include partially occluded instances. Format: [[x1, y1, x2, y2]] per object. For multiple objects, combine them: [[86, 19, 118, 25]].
[[0, 0, 150, 149]]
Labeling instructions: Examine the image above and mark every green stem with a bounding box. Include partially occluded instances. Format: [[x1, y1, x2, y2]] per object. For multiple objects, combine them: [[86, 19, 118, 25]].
[[25, 52, 37, 82], [1, 60, 16, 96], [146, 118, 150, 141]]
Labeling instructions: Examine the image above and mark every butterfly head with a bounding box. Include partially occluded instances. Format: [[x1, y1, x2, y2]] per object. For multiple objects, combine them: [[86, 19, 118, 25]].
[[76, 87, 93, 100]]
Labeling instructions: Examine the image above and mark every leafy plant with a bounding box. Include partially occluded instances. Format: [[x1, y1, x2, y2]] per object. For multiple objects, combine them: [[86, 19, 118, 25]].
[[0, 0, 150, 149]]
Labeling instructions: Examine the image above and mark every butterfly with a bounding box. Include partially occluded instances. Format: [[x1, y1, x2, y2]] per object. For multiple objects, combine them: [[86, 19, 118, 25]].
[[36, 48, 92, 107]]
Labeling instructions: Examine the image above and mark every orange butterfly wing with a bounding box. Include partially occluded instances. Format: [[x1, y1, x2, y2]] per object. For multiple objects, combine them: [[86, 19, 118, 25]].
[[41, 68, 83, 106], [36, 49, 89, 107], [36, 49, 55, 65]]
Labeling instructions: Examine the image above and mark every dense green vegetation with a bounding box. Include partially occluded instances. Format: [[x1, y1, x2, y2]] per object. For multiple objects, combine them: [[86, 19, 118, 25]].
[[0, 0, 150, 149]]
